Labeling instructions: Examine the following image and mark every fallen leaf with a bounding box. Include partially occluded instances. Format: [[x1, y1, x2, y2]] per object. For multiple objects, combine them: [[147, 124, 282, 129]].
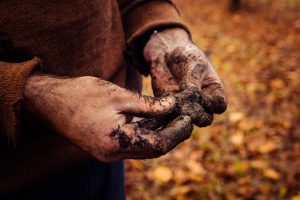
[[189, 173, 204, 183], [233, 161, 249, 175], [263, 168, 280, 180], [229, 132, 244, 146], [238, 119, 256, 131], [270, 79, 285, 89], [170, 185, 191, 196], [250, 160, 269, 170], [229, 112, 245, 123], [174, 169, 188, 185], [153, 166, 172, 183], [128, 160, 144, 170], [246, 136, 266, 152], [187, 160, 206, 175], [259, 141, 277, 154], [279, 186, 287, 197]]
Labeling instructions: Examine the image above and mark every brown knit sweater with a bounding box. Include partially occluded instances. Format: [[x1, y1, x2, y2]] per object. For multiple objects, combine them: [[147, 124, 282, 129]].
[[0, 0, 189, 195]]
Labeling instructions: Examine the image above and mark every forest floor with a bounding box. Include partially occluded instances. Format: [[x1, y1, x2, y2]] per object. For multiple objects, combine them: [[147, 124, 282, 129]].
[[126, 0, 300, 199]]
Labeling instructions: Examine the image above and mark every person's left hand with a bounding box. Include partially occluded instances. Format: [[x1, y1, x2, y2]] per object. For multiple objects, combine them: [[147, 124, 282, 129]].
[[143, 28, 227, 126]]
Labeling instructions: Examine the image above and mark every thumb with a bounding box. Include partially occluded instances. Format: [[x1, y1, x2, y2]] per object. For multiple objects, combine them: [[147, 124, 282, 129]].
[[119, 93, 176, 118]]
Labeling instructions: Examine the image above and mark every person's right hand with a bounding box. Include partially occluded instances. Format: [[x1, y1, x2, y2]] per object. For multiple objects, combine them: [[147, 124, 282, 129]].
[[24, 75, 193, 162]]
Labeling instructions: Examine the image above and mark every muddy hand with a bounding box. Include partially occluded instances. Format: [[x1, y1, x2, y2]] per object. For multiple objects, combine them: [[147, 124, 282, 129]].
[[144, 28, 227, 114], [166, 45, 227, 114], [24, 75, 193, 162], [112, 115, 192, 159]]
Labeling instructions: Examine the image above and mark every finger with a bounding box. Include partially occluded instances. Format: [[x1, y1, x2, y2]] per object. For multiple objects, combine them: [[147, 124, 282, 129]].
[[150, 56, 180, 97], [110, 115, 193, 159], [179, 102, 214, 127], [202, 88, 227, 114], [201, 66, 227, 114], [119, 93, 176, 118], [193, 109, 214, 127]]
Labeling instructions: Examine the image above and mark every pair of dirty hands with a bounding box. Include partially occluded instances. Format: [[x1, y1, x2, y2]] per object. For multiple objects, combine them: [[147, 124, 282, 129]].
[[24, 28, 227, 162]]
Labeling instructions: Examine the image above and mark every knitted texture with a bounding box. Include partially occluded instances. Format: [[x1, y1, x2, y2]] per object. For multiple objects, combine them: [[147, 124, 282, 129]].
[[0, 57, 40, 144]]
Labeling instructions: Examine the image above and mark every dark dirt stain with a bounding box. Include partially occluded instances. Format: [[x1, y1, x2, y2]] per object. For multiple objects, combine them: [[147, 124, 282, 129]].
[[110, 126, 131, 149], [110, 125, 152, 151], [132, 135, 151, 150]]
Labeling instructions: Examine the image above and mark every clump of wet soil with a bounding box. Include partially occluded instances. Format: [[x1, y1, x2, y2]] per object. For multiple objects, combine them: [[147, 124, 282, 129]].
[[173, 87, 213, 127], [136, 87, 213, 130]]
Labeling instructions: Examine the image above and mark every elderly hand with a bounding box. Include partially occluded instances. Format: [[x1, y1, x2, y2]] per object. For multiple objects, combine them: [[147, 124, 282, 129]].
[[24, 75, 193, 162], [143, 28, 227, 126]]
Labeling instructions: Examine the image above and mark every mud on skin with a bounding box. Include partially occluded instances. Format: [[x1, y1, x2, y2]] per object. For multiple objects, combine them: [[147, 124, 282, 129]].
[[110, 116, 193, 158], [109, 89, 216, 154], [173, 87, 213, 127], [110, 125, 152, 150], [135, 88, 213, 130]]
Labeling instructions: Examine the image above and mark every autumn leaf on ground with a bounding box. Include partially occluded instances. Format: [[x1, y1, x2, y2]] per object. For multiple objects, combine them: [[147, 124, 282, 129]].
[[263, 168, 281, 180], [153, 166, 172, 183]]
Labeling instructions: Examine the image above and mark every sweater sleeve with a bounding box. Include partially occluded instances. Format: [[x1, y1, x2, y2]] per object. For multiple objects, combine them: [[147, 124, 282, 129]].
[[118, 0, 191, 75], [0, 57, 40, 144]]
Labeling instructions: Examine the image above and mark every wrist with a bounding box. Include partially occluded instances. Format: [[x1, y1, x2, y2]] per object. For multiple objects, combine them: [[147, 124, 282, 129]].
[[23, 74, 70, 117]]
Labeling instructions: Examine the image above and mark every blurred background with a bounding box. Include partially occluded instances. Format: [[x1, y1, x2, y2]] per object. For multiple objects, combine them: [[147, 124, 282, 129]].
[[126, 0, 300, 199]]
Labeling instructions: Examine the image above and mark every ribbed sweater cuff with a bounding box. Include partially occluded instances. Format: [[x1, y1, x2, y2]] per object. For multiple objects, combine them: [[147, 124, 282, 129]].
[[0, 57, 40, 144]]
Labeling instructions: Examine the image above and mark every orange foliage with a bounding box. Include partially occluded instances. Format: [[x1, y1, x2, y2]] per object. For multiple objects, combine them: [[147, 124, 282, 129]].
[[126, 0, 300, 199]]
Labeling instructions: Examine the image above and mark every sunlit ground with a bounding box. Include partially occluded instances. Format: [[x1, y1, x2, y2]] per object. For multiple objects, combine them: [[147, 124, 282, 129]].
[[126, 0, 300, 199]]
